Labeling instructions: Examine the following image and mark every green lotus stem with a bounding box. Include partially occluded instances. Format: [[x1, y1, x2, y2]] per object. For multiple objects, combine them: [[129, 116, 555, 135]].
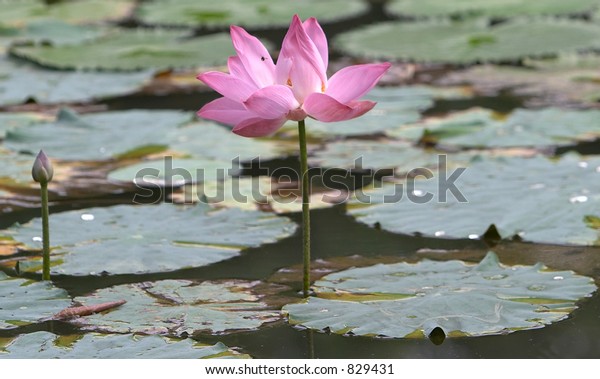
[[298, 119, 311, 297], [40, 182, 50, 281], [32, 150, 53, 281]]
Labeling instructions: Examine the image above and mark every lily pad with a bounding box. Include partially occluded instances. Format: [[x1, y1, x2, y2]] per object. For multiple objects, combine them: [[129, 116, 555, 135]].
[[334, 18, 600, 63], [71, 279, 288, 336], [168, 121, 289, 162], [348, 154, 600, 245], [3, 203, 296, 275], [0, 112, 48, 138], [438, 62, 600, 108], [283, 252, 597, 338], [0, 19, 104, 51], [136, 0, 368, 28], [0, 271, 71, 330], [309, 139, 441, 171], [0, 0, 135, 26], [10, 29, 245, 71], [283, 86, 470, 138], [389, 107, 600, 148], [108, 158, 236, 186], [0, 331, 248, 359], [387, 0, 600, 18], [4, 108, 192, 160], [172, 177, 341, 213], [0, 150, 37, 185], [0, 57, 152, 106]]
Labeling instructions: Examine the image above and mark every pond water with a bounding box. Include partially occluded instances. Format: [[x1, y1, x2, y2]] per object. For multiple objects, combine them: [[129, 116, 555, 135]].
[[1, 0, 600, 359]]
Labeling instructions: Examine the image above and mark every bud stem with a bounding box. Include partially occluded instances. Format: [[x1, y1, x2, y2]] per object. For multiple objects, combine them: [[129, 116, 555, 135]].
[[40, 182, 51, 281], [298, 119, 311, 297]]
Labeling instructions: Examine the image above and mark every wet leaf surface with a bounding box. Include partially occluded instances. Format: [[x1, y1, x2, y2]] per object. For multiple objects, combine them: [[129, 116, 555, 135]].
[[284, 252, 597, 338], [70, 279, 291, 336], [0, 331, 249, 358]]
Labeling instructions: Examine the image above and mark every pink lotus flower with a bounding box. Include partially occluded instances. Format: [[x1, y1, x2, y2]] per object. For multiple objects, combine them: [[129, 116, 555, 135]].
[[197, 15, 391, 137]]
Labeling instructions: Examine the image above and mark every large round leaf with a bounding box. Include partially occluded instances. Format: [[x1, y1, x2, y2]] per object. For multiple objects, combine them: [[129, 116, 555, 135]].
[[0, 0, 135, 26], [334, 19, 600, 63], [0, 57, 151, 106], [0, 272, 71, 330], [70, 279, 288, 336], [389, 107, 600, 148], [167, 121, 289, 162], [0, 331, 248, 359], [0, 112, 48, 138], [387, 0, 600, 18], [10, 29, 244, 70], [348, 154, 600, 245], [284, 252, 597, 338], [3, 203, 297, 275], [309, 139, 442, 171], [136, 0, 368, 28], [4, 108, 192, 160]]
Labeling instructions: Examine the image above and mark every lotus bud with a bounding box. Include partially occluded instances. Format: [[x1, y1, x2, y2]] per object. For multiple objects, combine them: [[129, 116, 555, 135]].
[[32, 150, 54, 185]]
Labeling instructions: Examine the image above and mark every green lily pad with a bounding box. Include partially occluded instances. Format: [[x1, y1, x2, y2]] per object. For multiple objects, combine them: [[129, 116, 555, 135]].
[[10, 29, 244, 70], [0, 272, 71, 330], [0, 0, 135, 26], [334, 18, 600, 63], [0, 19, 104, 51], [4, 108, 192, 160], [3, 203, 296, 275], [168, 121, 289, 162], [136, 0, 368, 28], [389, 107, 600, 148], [309, 139, 441, 171], [108, 158, 236, 186], [0, 331, 248, 359], [172, 177, 340, 213], [387, 0, 600, 18], [0, 150, 37, 185], [0, 57, 151, 105], [283, 86, 470, 138], [438, 62, 600, 108], [348, 154, 600, 245], [0, 112, 48, 138], [70, 279, 288, 336], [283, 252, 597, 338]]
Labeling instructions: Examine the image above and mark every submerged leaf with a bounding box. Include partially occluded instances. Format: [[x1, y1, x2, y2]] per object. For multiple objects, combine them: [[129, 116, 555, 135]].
[[284, 252, 597, 338]]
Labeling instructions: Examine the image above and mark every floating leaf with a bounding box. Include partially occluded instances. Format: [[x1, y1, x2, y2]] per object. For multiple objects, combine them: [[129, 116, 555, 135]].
[[389, 107, 600, 148], [0, 272, 71, 330], [283, 252, 597, 338], [5, 108, 192, 160], [168, 121, 289, 162], [438, 62, 600, 108], [387, 0, 600, 18], [0, 331, 248, 359], [334, 19, 600, 63], [0, 0, 135, 26], [0, 112, 48, 138], [136, 0, 368, 28], [0, 19, 104, 51], [348, 154, 600, 245], [3, 203, 296, 275], [70, 279, 288, 336], [309, 139, 441, 171], [108, 158, 235, 186], [10, 29, 248, 70], [0, 57, 151, 105]]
